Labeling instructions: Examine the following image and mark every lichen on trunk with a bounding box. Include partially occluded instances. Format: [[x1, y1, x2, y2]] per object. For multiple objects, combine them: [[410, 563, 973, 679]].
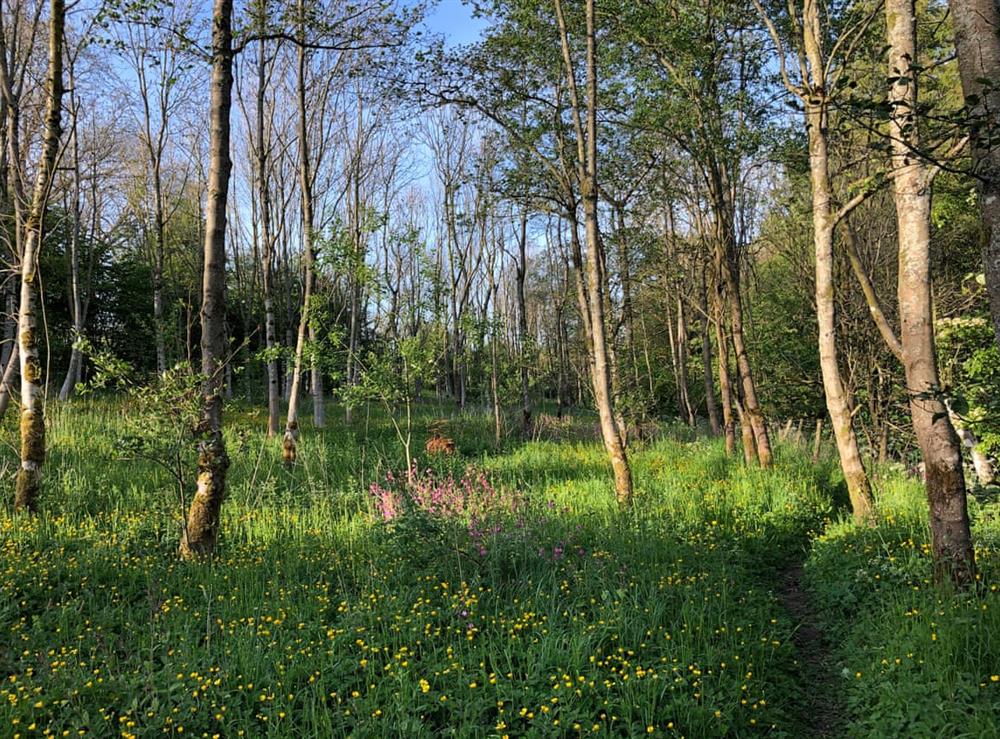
[[12, 0, 63, 514], [179, 0, 233, 558]]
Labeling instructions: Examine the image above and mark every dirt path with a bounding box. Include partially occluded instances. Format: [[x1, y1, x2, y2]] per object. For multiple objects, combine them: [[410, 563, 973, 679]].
[[779, 563, 845, 737]]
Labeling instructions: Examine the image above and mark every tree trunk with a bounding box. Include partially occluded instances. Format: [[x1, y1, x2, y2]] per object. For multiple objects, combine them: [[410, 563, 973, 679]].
[[554, 0, 632, 504], [797, 0, 875, 520], [676, 295, 695, 426], [714, 302, 736, 456], [59, 56, 84, 401], [0, 344, 18, 421], [888, 0, 975, 585], [948, 0, 1000, 347], [516, 207, 532, 437], [13, 0, 62, 513], [700, 268, 721, 435], [285, 20, 323, 458], [152, 165, 167, 375], [255, 21, 279, 438], [950, 407, 994, 486], [735, 400, 756, 465], [717, 242, 772, 465], [179, 0, 232, 558], [806, 107, 874, 521]]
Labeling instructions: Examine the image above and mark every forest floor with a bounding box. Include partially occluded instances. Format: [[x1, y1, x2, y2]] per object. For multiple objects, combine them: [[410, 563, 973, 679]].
[[1, 400, 999, 737], [778, 563, 843, 737]]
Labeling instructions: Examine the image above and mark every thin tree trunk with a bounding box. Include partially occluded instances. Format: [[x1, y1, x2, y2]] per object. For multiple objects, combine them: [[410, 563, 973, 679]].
[[844, 219, 904, 361], [516, 207, 532, 436], [799, 4, 874, 521], [735, 398, 756, 465], [554, 0, 632, 504], [136, 50, 171, 376], [285, 17, 323, 459], [812, 418, 823, 463], [59, 55, 83, 401], [489, 276, 502, 447], [13, 0, 62, 513], [664, 290, 680, 410], [714, 301, 736, 456], [640, 311, 655, 396], [179, 0, 232, 558], [676, 295, 695, 426], [888, 0, 975, 585], [0, 343, 18, 421], [254, 23, 279, 437], [2, 292, 15, 371], [700, 268, 721, 435], [808, 126, 874, 520], [718, 244, 772, 465], [949, 407, 994, 486]]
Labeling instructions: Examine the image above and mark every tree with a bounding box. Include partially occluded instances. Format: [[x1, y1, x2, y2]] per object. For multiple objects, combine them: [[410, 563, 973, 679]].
[[554, 0, 632, 504], [115, 2, 196, 376], [251, 1, 280, 437], [886, 0, 974, 586], [283, 0, 326, 459], [947, 0, 1000, 349], [755, 0, 876, 521], [179, 0, 233, 558], [616, 0, 774, 463], [13, 0, 63, 512]]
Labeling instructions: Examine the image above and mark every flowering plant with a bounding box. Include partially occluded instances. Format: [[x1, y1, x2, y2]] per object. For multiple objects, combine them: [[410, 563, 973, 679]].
[[368, 464, 525, 558]]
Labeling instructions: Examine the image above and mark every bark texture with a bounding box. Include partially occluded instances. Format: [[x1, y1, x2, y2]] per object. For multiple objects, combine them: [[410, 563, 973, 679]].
[[888, 0, 975, 586], [13, 0, 63, 513], [554, 0, 632, 504], [800, 1, 874, 522], [948, 0, 1000, 346], [179, 0, 233, 558]]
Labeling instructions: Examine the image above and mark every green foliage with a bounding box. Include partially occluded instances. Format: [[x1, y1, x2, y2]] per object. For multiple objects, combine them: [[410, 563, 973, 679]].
[[74, 340, 215, 515], [937, 315, 1000, 456], [347, 334, 437, 410], [72, 336, 133, 395]]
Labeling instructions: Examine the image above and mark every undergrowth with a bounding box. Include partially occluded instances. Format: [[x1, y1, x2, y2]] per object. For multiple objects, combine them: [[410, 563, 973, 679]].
[[0, 400, 997, 737]]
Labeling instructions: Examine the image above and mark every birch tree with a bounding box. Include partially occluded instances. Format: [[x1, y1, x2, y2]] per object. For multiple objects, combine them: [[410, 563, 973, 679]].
[[13, 0, 63, 512], [755, 0, 877, 521]]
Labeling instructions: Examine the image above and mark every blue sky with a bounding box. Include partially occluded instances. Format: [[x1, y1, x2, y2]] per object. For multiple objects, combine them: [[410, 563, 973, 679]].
[[422, 0, 488, 46]]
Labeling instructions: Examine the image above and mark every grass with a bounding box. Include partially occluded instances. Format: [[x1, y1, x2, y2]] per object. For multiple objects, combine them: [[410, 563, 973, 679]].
[[0, 399, 998, 737]]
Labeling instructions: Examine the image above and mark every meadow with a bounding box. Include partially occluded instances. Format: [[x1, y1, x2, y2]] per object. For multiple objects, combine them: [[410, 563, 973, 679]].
[[1, 401, 999, 738]]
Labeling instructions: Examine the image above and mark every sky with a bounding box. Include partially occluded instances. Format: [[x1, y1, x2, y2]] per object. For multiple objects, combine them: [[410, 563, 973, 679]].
[[421, 0, 489, 46]]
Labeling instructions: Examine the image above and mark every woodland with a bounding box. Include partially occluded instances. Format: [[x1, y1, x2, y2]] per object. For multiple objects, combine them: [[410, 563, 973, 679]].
[[2, 0, 1000, 736]]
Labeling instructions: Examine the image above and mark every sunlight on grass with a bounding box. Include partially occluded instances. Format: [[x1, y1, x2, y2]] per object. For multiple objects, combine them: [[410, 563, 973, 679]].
[[0, 402, 998, 737]]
